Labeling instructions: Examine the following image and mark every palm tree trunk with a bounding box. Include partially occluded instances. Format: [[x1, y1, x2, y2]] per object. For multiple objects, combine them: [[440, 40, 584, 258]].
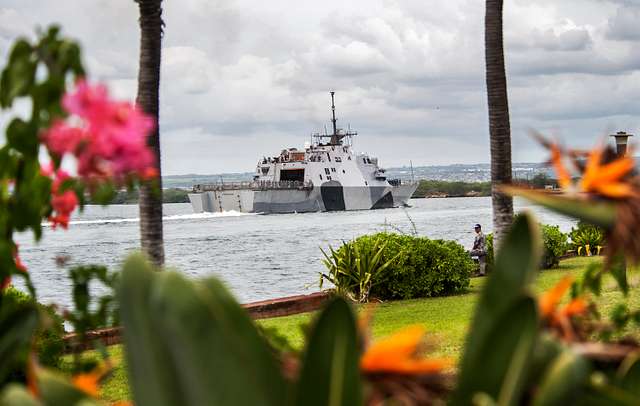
[[485, 0, 513, 249], [135, 0, 165, 266]]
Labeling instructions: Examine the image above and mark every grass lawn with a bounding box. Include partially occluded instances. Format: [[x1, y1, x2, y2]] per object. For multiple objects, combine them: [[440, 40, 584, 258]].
[[67, 256, 640, 402]]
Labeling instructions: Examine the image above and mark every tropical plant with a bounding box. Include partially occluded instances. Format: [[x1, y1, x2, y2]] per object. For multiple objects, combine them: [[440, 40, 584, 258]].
[[135, 0, 166, 266], [319, 237, 400, 302], [570, 221, 605, 256], [485, 0, 514, 250]]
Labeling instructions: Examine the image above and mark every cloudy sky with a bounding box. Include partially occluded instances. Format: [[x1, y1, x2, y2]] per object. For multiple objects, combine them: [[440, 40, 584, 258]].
[[0, 0, 639, 174]]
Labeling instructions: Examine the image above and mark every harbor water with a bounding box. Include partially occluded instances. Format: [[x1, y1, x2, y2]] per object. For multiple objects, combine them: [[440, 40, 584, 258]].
[[16, 197, 576, 309]]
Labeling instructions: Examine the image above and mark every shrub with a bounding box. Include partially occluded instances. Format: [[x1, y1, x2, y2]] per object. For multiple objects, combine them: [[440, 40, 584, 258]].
[[321, 233, 473, 301], [485, 224, 568, 271], [540, 224, 568, 268]]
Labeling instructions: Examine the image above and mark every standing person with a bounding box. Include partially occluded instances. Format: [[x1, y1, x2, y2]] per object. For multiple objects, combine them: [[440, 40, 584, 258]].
[[470, 224, 487, 275]]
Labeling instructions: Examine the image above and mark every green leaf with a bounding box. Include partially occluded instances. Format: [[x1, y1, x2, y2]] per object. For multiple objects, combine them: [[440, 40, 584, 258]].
[[526, 333, 563, 388], [581, 262, 602, 296], [6, 118, 38, 157], [0, 303, 39, 383], [451, 214, 541, 405], [150, 273, 287, 406], [118, 254, 185, 406], [504, 188, 616, 229], [532, 350, 590, 406], [454, 297, 538, 406], [119, 254, 286, 406], [295, 297, 362, 406], [0, 384, 40, 406], [609, 255, 628, 296], [0, 39, 35, 108]]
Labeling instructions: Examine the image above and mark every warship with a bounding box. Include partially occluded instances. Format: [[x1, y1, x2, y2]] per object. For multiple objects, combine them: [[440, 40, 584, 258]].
[[188, 92, 418, 214]]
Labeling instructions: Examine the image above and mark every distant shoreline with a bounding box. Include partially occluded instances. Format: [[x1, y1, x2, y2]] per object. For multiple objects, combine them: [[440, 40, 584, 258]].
[[94, 179, 553, 205]]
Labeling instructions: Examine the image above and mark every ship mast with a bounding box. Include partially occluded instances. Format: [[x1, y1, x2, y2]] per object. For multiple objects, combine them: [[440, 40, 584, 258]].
[[311, 91, 356, 146], [330, 91, 339, 144]]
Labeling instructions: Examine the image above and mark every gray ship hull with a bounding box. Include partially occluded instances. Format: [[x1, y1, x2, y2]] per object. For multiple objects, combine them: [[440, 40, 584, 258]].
[[188, 183, 418, 214]]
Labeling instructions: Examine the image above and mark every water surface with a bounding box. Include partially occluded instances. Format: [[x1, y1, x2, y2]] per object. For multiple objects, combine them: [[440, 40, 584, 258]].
[[16, 197, 575, 308]]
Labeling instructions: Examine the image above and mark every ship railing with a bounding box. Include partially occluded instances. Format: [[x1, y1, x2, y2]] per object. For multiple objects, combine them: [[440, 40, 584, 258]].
[[193, 180, 314, 192]]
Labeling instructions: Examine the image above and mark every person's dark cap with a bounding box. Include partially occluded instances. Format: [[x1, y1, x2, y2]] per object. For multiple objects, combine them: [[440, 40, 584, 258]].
[[474, 224, 481, 229]]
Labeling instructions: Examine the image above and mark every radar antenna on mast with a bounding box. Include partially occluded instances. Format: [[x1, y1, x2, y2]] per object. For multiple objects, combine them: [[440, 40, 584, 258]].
[[312, 91, 357, 146], [330, 91, 338, 143]]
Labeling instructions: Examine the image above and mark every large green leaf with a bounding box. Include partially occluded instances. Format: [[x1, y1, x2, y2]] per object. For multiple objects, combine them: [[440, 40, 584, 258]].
[[119, 253, 286, 406], [451, 214, 541, 405], [149, 272, 286, 406], [0, 303, 38, 382], [532, 350, 590, 406], [504, 188, 616, 229], [455, 297, 538, 405], [118, 254, 185, 406], [295, 297, 361, 406]]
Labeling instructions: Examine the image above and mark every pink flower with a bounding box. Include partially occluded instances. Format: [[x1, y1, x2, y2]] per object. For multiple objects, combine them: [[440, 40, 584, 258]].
[[62, 80, 110, 123], [41, 121, 87, 157], [44, 80, 157, 183]]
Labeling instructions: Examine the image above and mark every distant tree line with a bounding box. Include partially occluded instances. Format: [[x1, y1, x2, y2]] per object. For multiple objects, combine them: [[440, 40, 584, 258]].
[[413, 174, 558, 198], [413, 180, 492, 198], [87, 188, 190, 204]]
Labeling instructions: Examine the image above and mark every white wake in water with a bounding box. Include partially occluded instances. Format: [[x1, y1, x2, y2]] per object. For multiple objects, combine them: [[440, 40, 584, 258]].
[[43, 211, 256, 226]]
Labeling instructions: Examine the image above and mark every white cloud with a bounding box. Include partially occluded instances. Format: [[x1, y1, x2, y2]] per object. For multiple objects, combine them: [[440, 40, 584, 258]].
[[0, 0, 639, 174]]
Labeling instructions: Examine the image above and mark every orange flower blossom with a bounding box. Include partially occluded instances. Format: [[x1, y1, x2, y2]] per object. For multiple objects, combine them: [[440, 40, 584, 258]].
[[72, 361, 112, 397], [361, 325, 451, 374], [549, 141, 636, 199], [538, 275, 588, 341]]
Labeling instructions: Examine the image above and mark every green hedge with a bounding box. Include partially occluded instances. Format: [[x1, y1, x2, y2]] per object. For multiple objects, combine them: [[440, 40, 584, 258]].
[[338, 233, 473, 300]]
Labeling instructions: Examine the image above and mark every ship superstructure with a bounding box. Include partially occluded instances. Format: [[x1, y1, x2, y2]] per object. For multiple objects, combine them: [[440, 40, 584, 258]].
[[188, 92, 418, 214]]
